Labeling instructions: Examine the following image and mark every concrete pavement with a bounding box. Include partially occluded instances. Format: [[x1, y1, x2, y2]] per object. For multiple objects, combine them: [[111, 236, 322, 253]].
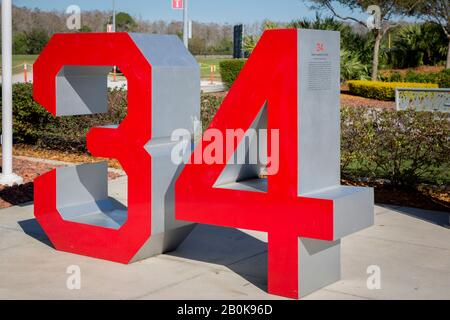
[[0, 176, 449, 300]]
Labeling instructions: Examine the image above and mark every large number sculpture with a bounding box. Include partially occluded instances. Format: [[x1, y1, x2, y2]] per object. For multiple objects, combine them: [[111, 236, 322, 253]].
[[33, 29, 374, 299], [33, 33, 199, 263]]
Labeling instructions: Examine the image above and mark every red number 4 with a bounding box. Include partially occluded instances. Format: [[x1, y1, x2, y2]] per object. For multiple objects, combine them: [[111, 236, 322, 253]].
[[176, 30, 373, 299]]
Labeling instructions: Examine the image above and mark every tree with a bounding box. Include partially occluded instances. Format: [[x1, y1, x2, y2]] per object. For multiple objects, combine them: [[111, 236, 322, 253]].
[[410, 0, 450, 69], [114, 12, 138, 32], [25, 29, 49, 54], [392, 23, 447, 68], [13, 32, 28, 54], [243, 20, 279, 56], [188, 37, 206, 55], [310, 0, 416, 80], [79, 25, 92, 33]]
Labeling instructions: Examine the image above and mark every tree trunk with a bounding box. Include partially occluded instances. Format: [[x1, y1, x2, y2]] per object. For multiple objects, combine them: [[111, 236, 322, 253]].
[[447, 38, 450, 69], [371, 29, 383, 81]]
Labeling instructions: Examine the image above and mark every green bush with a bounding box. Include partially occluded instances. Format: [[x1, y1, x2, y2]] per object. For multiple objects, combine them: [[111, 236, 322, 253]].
[[219, 59, 246, 89], [403, 69, 450, 88], [381, 69, 450, 88], [348, 80, 439, 101], [340, 49, 369, 81], [200, 94, 223, 131], [389, 23, 448, 69], [388, 72, 403, 82], [341, 107, 449, 186]]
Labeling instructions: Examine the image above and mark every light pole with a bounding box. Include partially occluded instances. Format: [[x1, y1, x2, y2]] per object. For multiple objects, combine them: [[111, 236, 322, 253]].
[[0, 0, 23, 186], [183, 0, 189, 48], [112, 0, 116, 32]]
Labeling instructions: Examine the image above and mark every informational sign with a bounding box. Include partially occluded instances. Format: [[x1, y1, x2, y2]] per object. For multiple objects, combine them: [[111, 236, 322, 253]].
[[32, 30, 374, 300], [308, 41, 333, 91], [172, 0, 183, 9], [396, 88, 450, 113]]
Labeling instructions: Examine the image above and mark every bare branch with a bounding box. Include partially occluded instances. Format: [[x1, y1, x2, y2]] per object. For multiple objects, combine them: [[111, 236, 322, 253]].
[[322, 1, 368, 28]]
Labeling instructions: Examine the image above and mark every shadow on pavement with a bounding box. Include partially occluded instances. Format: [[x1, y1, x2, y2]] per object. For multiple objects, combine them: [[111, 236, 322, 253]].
[[18, 218, 54, 248], [387, 206, 450, 228], [168, 224, 268, 292]]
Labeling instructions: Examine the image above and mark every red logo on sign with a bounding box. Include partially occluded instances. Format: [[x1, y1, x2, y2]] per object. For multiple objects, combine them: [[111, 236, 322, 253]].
[[316, 42, 325, 52]]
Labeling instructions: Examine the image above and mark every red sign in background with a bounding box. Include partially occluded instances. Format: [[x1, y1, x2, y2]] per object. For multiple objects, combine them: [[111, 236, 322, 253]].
[[172, 0, 183, 10]]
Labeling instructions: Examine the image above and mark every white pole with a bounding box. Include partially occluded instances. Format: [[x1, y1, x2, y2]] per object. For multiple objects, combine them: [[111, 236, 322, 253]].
[[112, 0, 116, 32], [1, 0, 23, 186], [183, 0, 189, 48]]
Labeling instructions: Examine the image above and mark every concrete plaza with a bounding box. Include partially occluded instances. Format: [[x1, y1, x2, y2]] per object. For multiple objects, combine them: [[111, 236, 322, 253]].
[[0, 176, 449, 300]]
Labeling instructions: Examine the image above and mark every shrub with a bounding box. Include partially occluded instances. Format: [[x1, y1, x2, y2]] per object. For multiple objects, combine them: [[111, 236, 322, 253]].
[[381, 69, 450, 88], [388, 72, 403, 82], [341, 107, 449, 186], [219, 59, 246, 89], [200, 94, 223, 131], [340, 49, 369, 82], [390, 23, 448, 69], [347, 80, 439, 101], [403, 69, 450, 88]]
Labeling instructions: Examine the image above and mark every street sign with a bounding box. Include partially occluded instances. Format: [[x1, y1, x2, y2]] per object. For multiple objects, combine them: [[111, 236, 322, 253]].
[[106, 24, 113, 33], [172, 0, 183, 9]]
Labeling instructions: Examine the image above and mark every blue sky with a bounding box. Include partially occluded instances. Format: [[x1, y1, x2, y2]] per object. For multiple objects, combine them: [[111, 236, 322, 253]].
[[13, 0, 368, 24]]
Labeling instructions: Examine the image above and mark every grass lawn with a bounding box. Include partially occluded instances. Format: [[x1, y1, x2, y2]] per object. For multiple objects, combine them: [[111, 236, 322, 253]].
[[1, 55, 228, 81], [0, 54, 39, 76], [196, 56, 228, 80]]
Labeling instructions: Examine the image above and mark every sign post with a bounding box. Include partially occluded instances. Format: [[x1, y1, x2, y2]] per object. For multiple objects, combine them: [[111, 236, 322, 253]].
[[0, 0, 23, 186], [172, 0, 189, 48], [112, 0, 116, 32], [183, 0, 189, 48]]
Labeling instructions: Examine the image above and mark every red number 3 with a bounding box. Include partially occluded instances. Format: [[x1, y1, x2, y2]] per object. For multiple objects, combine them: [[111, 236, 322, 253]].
[[33, 33, 199, 264]]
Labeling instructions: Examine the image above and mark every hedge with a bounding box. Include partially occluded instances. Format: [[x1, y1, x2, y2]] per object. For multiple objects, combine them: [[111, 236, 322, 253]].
[[382, 69, 450, 88], [219, 59, 246, 89], [347, 80, 439, 101], [341, 107, 449, 186]]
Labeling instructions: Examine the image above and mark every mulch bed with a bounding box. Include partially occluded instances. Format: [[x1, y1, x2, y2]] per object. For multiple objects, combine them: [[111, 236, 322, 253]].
[[0, 157, 123, 209], [343, 179, 449, 213], [341, 93, 396, 109], [0, 159, 55, 209], [14, 144, 122, 169]]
